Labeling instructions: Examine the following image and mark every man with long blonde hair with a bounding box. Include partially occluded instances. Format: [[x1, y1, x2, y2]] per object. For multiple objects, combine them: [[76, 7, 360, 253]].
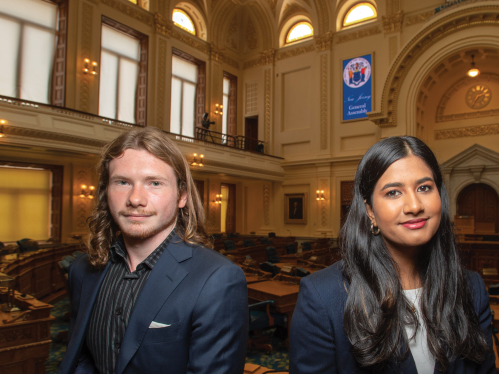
[[59, 127, 248, 374]]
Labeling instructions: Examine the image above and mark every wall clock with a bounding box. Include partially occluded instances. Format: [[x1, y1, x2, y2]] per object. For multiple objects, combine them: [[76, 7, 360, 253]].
[[466, 84, 492, 109]]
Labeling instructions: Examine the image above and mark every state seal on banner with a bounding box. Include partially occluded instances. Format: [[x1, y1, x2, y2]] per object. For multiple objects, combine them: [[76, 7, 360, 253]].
[[343, 57, 371, 88]]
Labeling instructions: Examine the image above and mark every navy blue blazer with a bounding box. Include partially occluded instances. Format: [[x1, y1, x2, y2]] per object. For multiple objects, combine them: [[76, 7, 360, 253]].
[[290, 261, 495, 374], [58, 235, 248, 374]]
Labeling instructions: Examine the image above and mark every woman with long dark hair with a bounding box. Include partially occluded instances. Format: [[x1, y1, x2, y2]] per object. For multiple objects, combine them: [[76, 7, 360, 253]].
[[290, 136, 494, 373]]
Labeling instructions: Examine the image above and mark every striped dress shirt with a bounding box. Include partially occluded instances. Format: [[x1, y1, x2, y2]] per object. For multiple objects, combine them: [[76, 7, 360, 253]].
[[86, 229, 175, 374]]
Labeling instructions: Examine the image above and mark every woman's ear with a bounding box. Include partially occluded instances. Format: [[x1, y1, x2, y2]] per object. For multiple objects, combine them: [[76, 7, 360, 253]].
[[364, 199, 376, 226]]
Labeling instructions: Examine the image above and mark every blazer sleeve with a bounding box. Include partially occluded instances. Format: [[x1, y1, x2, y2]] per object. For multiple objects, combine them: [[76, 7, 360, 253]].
[[290, 276, 336, 374], [186, 263, 248, 374], [470, 271, 496, 374]]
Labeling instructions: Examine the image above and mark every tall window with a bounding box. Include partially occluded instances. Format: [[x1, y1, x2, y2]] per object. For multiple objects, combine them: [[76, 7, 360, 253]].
[[0, 0, 66, 105], [171, 56, 198, 136], [170, 50, 206, 137], [286, 22, 314, 44], [0, 166, 51, 241], [222, 72, 237, 139], [343, 3, 377, 27], [99, 19, 148, 125]]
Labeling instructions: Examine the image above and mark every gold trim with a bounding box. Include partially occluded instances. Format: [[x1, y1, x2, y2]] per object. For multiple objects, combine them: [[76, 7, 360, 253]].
[[435, 124, 499, 140]]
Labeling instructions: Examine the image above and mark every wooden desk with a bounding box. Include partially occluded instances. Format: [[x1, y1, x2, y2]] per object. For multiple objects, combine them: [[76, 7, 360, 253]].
[[246, 275, 267, 284], [244, 363, 288, 373], [247, 280, 300, 348], [0, 289, 54, 374]]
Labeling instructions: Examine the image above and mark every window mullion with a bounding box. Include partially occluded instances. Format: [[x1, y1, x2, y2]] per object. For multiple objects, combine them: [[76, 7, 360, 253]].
[[116, 55, 121, 120], [16, 22, 25, 98]]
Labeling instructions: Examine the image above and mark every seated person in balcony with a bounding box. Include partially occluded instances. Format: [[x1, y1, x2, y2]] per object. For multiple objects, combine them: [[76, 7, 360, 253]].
[[59, 128, 247, 374], [290, 136, 494, 373]]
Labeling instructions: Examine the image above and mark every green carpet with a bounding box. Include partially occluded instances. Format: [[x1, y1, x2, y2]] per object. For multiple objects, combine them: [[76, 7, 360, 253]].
[[45, 298, 289, 373]]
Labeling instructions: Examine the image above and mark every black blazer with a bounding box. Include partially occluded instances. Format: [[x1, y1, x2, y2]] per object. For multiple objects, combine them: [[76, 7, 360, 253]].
[[58, 235, 248, 374], [290, 261, 495, 374]]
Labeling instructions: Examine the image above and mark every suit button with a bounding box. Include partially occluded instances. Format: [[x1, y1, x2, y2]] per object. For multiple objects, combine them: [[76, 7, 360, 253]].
[[116, 307, 122, 315]]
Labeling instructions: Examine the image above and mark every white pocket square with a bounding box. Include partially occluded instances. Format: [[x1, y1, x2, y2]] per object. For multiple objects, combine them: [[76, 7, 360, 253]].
[[149, 321, 171, 329]]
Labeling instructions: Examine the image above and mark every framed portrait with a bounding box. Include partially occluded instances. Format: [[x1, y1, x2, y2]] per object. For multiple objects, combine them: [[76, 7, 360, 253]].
[[284, 193, 307, 224]]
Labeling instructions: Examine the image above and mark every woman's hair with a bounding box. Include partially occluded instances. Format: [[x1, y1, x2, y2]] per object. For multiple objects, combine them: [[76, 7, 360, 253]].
[[339, 136, 488, 370], [86, 127, 212, 268]]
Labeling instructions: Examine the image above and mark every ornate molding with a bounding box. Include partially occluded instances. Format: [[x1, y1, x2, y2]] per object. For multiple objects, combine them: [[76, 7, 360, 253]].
[[246, 18, 258, 50], [405, 10, 434, 26], [313, 0, 329, 35], [264, 69, 271, 151], [2, 126, 108, 148], [80, 3, 93, 112], [386, 0, 400, 16], [210, 43, 225, 61], [315, 32, 334, 51], [263, 184, 270, 226], [435, 123, 499, 140], [320, 54, 328, 150], [191, 158, 283, 177], [438, 109, 499, 122], [436, 73, 499, 120], [276, 44, 315, 61], [100, 0, 153, 26], [336, 25, 382, 44], [382, 11, 404, 34], [156, 38, 167, 127], [154, 12, 172, 36], [264, 0, 277, 17], [243, 49, 276, 69], [155, 13, 209, 54], [369, 6, 499, 128]]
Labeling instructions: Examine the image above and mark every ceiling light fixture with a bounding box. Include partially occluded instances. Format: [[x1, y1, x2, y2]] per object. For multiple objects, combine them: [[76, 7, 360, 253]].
[[467, 54, 480, 78]]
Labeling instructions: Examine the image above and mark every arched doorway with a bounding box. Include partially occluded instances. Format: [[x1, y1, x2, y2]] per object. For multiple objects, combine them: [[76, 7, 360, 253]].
[[457, 183, 499, 233]]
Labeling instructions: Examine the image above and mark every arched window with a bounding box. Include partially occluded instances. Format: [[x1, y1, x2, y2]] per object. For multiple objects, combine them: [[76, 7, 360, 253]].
[[173, 9, 196, 35], [343, 3, 377, 27], [286, 22, 314, 44]]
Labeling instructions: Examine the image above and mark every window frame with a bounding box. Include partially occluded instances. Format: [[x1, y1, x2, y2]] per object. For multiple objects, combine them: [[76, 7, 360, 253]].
[[99, 16, 148, 126], [343, 2, 377, 28], [285, 21, 314, 45], [0, 0, 68, 106], [171, 48, 206, 136], [0, 160, 63, 242], [172, 8, 196, 36]]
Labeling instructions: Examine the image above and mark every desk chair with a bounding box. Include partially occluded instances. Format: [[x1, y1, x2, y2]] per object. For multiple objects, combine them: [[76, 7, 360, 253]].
[[248, 300, 287, 354], [301, 242, 312, 252], [260, 262, 280, 276], [265, 247, 280, 264], [286, 243, 297, 254], [224, 240, 236, 251], [268, 232, 276, 238], [244, 239, 256, 247], [261, 237, 272, 245]]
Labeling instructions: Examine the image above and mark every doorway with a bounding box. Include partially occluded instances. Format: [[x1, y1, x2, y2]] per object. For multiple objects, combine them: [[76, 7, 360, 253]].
[[457, 183, 499, 233], [220, 183, 236, 233], [245, 116, 258, 152]]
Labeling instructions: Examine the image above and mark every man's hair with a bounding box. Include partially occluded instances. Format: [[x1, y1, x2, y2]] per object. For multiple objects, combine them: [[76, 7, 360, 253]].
[[86, 127, 212, 268]]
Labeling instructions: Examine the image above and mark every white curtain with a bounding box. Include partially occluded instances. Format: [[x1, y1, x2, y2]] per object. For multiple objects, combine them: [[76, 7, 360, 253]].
[[222, 77, 230, 135], [0, 0, 57, 102], [99, 25, 140, 123], [170, 56, 198, 136]]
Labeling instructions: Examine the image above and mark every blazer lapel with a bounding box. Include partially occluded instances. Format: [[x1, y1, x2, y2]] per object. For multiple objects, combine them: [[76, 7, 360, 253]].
[[63, 262, 111, 370], [115, 239, 191, 374]]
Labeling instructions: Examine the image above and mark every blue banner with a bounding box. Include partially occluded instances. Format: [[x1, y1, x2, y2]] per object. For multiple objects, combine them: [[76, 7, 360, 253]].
[[342, 54, 372, 121]]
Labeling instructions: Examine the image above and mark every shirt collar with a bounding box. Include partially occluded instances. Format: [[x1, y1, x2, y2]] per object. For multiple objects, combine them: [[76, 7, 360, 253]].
[[110, 228, 176, 270]]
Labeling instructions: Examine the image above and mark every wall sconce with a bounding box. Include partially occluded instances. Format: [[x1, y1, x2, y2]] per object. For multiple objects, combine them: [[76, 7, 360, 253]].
[[214, 194, 222, 204], [467, 54, 480, 78], [316, 190, 325, 201], [0, 126, 4, 138], [80, 184, 95, 199], [214, 104, 223, 115], [190, 153, 204, 167], [83, 59, 98, 75]]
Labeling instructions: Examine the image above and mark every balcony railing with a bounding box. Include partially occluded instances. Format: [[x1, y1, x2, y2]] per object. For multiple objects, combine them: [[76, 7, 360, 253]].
[[193, 127, 266, 154]]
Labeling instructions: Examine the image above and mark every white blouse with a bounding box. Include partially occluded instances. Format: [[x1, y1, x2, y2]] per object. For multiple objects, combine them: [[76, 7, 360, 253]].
[[403, 288, 435, 374]]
